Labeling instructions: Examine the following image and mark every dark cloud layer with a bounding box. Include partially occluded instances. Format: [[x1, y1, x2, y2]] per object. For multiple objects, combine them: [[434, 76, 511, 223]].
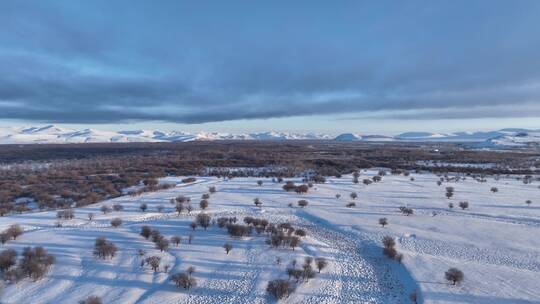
[[1, 0, 540, 124]]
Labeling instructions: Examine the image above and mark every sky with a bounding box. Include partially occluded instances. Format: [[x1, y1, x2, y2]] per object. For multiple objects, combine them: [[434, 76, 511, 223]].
[[1, 0, 540, 135]]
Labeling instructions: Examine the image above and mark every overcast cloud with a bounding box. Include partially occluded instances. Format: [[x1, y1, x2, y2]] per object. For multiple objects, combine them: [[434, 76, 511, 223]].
[[1, 0, 540, 125]]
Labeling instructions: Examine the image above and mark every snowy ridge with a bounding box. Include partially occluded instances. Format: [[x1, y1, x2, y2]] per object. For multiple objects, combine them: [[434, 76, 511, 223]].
[[0, 125, 539, 147]]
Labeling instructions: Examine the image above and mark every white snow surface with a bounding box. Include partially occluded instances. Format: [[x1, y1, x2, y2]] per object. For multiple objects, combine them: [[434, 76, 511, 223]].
[[1, 171, 540, 303]]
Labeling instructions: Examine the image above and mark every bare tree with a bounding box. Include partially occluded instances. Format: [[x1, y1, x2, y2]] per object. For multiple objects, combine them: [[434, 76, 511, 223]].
[[140, 225, 152, 239], [297, 200, 309, 208], [0, 232, 9, 245], [379, 218, 388, 227], [196, 213, 211, 230], [112, 204, 124, 212], [0, 249, 17, 272], [100, 205, 111, 214], [156, 204, 165, 212], [171, 236, 181, 246], [526, 200, 532, 206], [335, 194, 341, 199], [254, 198, 263, 208], [88, 213, 95, 221], [199, 199, 209, 210], [289, 236, 300, 250], [257, 180, 263, 186], [139, 203, 148, 212], [175, 202, 184, 215], [458, 201, 469, 210], [223, 243, 233, 254], [188, 234, 193, 244], [146, 256, 161, 272], [156, 238, 169, 252], [208, 186, 217, 193], [382, 236, 395, 249], [350, 192, 358, 200], [189, 222, 197, 231], [445, 268, 464, 285], [7, 224, 23, 240], [490, 187, 498, 193], [315, 257, 328, 273]]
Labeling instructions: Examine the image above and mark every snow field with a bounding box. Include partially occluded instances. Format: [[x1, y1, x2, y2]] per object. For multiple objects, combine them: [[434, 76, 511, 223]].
[[1, 171, 539, 303]]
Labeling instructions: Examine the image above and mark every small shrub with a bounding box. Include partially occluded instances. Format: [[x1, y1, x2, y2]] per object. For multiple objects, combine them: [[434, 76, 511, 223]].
[[297, 200, 308, 208], [445, 268, 464, 285], [110, 218, 122, 228]]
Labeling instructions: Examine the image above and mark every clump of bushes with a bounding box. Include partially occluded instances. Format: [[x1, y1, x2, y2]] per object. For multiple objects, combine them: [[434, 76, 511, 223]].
[[2, 246, 55, 282], [267, 279, 294, 299], [269, 256, 327, 300]]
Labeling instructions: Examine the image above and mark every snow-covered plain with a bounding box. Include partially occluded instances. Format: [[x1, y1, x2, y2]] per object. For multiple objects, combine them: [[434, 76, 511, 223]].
[[1, 171, 539, 303]]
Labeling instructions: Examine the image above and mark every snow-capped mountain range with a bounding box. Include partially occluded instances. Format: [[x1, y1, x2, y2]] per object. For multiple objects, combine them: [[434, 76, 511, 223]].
[[0, 125, 539, 148]]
